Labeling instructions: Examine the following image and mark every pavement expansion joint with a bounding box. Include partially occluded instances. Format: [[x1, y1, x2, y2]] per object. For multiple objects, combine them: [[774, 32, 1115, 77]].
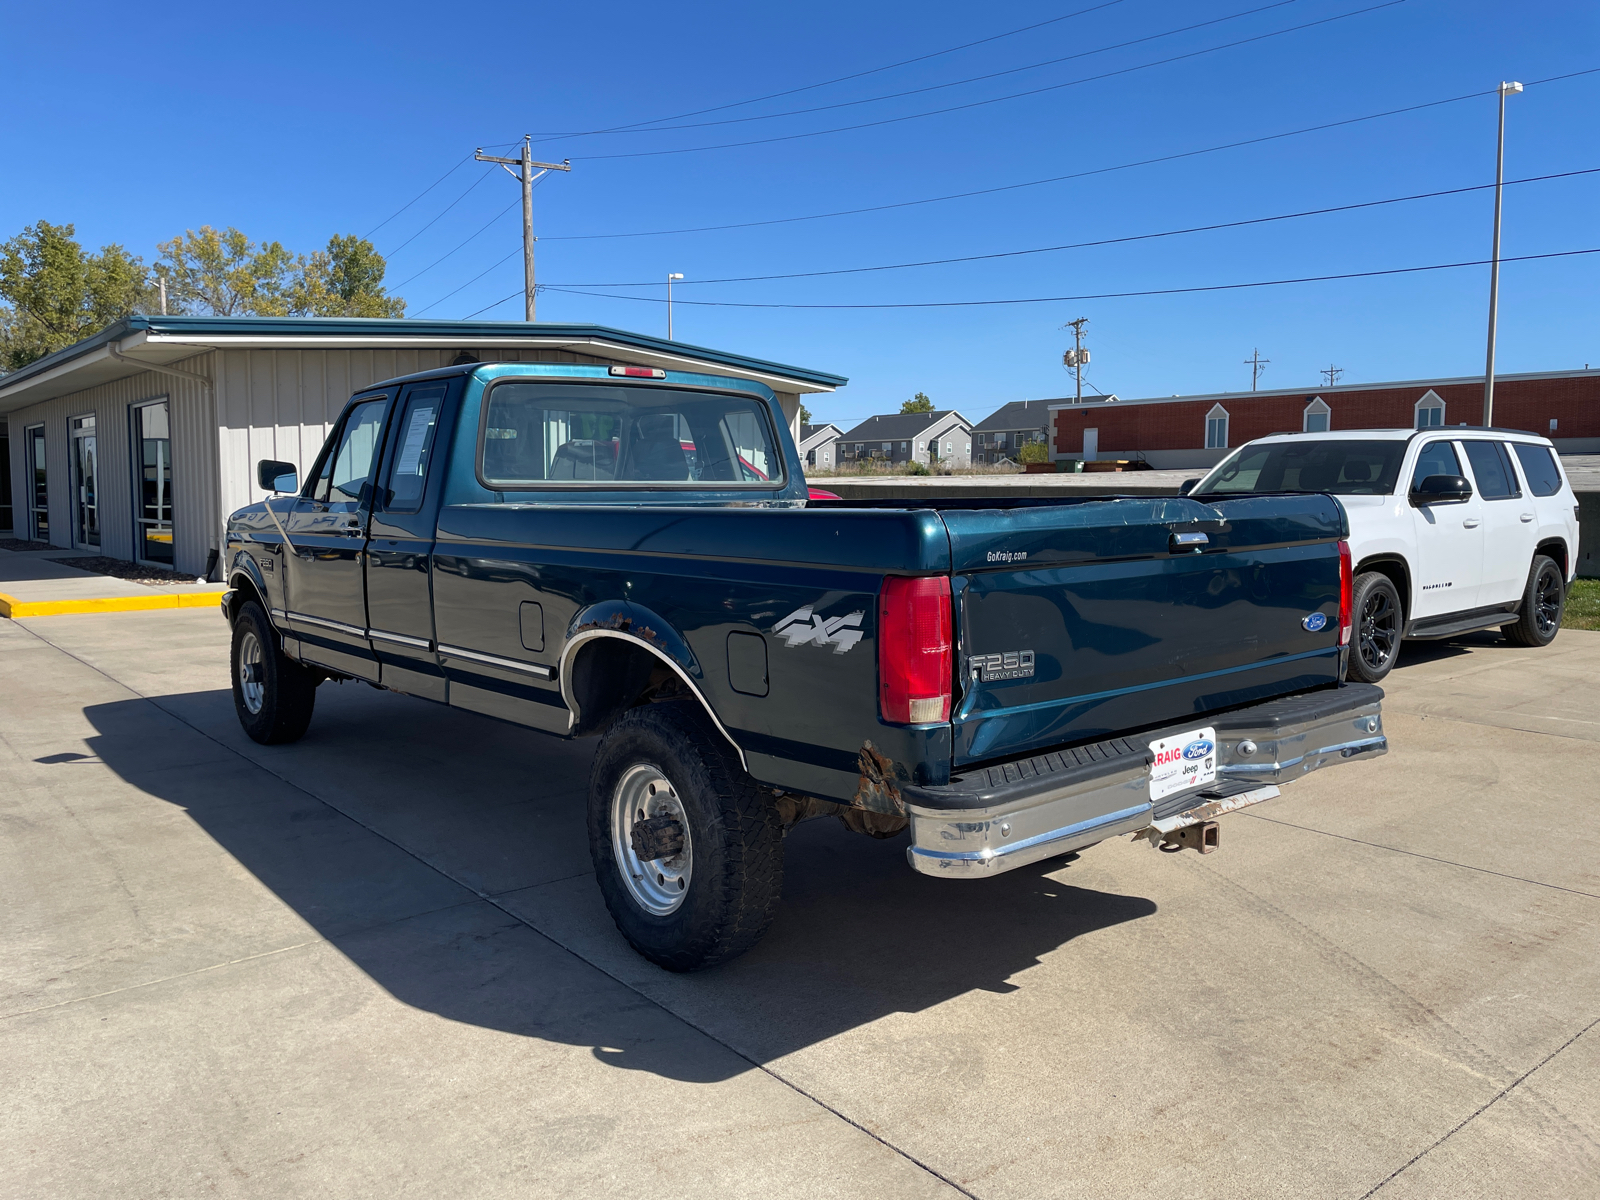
[[1356, 1014, 1600, 1198]]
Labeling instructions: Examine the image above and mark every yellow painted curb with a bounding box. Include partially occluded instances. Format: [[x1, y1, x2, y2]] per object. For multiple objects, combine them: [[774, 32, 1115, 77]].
[[0, 591, 226, 618]]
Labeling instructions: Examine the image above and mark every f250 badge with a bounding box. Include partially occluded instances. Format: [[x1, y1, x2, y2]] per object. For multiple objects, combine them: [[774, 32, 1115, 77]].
[[773, 605, 865, 655], [970, 650, 1036, 682]]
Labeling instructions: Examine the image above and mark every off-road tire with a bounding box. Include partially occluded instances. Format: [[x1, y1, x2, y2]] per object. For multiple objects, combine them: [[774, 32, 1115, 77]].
[[588, 699, 783, 971], [1501, 555, 1565, 648], [1348, 571, 1402, 683], [231, 600, 318, 744]]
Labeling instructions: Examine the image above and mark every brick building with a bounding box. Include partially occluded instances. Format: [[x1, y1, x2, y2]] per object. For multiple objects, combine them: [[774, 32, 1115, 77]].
[[1049, 369, 1600, 468]]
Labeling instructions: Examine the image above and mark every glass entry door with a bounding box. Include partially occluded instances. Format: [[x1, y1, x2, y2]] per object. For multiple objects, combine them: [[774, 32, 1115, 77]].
[[26, 425, 48, 541], [134, 401, 173, 565], [71, 414, 100, 548]]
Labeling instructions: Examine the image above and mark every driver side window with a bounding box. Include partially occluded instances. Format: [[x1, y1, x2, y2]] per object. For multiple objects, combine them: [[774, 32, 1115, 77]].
[[1411, 441, 1460, 488], [314, 397, 390, 508]]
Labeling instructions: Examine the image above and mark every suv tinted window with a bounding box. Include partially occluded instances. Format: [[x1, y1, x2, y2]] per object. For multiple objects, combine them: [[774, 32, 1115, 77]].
[[1511, 443, 1564, 497], [1195, 439, 1406, 497], [1411, 440, 1461, 488], [1461, 440, 1518, 500]]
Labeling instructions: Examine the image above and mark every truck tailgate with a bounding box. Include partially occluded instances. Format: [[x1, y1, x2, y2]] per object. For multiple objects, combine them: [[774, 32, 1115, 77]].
[[944, 495, 1346, 766]]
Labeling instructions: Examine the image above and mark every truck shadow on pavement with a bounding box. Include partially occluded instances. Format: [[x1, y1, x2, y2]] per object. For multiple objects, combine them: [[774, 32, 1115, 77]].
[[81, 685, 1156, 1083]]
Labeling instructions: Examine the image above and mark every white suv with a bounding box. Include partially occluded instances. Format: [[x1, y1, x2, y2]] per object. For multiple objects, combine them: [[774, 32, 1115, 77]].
[[1188, 428, 1579, 682]]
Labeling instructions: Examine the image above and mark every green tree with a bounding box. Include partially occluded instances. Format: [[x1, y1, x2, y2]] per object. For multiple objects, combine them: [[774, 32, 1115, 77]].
[[292, 234, 405, 317], [1018, 439, 1050, 464], [900, 391, 934, 414], [799, 402, 813, 424], [0, 221, 156, 371], [157, 226, 299, 316]]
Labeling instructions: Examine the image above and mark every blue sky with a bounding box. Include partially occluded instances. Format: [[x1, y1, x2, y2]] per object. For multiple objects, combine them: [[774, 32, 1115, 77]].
[[2, 0, 1595, 428]]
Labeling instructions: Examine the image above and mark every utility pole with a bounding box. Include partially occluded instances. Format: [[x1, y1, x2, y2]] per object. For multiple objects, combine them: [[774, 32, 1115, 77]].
[[475, 136, 572, 321], [1062, 317, 1090, 404], [157, 273, 168, 316], [1245, 348, 1270, 391], [1321, 364, 1344, 388], [1483, 80, 1522, 427], [667, 273, 684, 339]]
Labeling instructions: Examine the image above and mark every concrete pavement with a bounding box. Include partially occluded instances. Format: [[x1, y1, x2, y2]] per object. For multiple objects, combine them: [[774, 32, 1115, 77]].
[[2, 610, 1596, 1197]]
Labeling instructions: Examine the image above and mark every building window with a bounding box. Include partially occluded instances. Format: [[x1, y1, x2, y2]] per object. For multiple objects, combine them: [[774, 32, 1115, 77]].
[[1303, 397, 1331, 433], [1205, 403, 1229, 449], [1414, 390, 1444, 429]]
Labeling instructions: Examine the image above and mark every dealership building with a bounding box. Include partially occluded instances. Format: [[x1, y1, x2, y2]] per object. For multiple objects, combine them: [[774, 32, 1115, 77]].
[[0, 316, 845, 578], [1049, 368, 1600, 468]]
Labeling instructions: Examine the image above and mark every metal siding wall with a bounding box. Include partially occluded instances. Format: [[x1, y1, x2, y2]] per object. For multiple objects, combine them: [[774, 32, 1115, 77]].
[[0, 357, 214, 570]]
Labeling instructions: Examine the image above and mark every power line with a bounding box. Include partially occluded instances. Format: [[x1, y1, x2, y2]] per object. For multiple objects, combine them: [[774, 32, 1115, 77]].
[[410, 247, 523, 317], [360, 140, 519, 239], [537, 66, 1600, 243], [544, 167, 1600, 289], [514, 0, 1132, 143], [532, 0, 1300, 141], [570, 1, 1409, 161], [390, 196, 521, 291], [383, 166, 497, 258], [518, 248, 1600, 312]]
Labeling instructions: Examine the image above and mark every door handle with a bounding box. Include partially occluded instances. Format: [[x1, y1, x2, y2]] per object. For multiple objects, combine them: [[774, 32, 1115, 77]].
[[1462, 518, 1481, 528], [1520, 513, 1535, 523], [342, 522, 364, 538]]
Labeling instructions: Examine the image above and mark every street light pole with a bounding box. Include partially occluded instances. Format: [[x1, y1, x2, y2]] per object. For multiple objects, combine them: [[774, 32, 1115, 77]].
[[1482, 80, 1522, 427], [667, 273, 684, 339]]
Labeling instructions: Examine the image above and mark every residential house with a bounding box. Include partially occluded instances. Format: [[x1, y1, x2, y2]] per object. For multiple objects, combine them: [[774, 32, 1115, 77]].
[[838, 410, 973, 468], [971, 399, 1055, 463], [798, 422, 842, 470]]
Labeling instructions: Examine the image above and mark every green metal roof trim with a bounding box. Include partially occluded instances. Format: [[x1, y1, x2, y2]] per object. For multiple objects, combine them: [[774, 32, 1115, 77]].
[[0, 314, 848, 392]]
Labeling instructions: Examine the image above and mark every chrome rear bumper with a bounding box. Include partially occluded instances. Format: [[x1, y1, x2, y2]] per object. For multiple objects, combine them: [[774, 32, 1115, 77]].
[[903, 684, 1385, 878]]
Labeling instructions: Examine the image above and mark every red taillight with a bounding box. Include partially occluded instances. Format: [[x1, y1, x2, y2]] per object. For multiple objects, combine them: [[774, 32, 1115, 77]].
[[608, 365, 666, 379], [878, 575, 952, 724], [1338, 540, 1353, 647]]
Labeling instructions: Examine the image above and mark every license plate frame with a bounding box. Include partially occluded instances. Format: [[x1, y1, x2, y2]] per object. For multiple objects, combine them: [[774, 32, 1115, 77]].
[[1148, 726, 1217, 801]]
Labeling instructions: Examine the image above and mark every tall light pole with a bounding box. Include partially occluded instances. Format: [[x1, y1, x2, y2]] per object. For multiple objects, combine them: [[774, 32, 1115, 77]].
[[667, 273, 684, 339], [1482, 81, 1522, 427], [475, 136, 571, 321]]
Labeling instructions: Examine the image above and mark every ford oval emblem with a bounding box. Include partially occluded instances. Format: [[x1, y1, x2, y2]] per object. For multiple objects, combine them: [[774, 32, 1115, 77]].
[[1183, 739, 1214, 761], [1302, 612, 1328, 632]]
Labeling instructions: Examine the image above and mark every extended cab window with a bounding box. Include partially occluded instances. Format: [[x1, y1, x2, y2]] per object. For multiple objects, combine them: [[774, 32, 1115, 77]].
[[1195, 439, 1405, 497], [1411, 440, 1462, 487], [1461, 441, 1518, 500], [1511, 443, 1564, 497], [383, 384, 446, 511], [479, 383, 782, 488]]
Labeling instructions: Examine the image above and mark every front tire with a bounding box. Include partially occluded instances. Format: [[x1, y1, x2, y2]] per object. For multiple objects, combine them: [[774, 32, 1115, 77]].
[[1348, 571, 1402, 683], [231, 600, 318, 744], [588, 699, 783, 971], [1502, 555, 1565, 648]]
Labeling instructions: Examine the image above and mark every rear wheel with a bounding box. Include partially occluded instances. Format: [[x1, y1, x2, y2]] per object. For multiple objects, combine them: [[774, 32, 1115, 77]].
[[1348, 571, 1402, 683], [231, 600, 318, 744], [1502, 555, 1565, 648], [588, 699, 783, 971]]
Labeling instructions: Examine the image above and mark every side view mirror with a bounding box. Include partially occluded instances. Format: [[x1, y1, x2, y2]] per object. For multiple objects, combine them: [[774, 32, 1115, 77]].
[[1408, 473, 1472, 506], [257, 459, 299, 494], [1178, 478, 1197, 496]]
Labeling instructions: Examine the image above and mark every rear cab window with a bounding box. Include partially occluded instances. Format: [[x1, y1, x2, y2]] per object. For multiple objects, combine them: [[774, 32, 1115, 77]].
[[477, 381, 784, 490]]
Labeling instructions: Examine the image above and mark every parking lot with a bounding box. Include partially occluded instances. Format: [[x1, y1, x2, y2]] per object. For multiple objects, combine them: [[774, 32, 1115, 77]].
[[2, 607, 1597, 1198]]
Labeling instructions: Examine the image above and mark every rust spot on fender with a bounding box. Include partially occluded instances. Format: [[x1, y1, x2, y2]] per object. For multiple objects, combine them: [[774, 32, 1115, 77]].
[[854, 740, 905, 815]]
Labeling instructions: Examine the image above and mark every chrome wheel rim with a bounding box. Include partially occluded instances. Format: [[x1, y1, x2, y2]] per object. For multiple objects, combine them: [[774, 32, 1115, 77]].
[[611, 763, 692, 916], [1534, 567, 1563, 636], [1359, 589, 1398, 670], [238, 630, 265, 714]]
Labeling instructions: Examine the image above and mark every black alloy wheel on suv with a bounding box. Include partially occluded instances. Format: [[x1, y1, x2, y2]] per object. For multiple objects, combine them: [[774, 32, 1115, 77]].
[[1348, 571, 1402, 683], [1502, 555, 1566, 648]]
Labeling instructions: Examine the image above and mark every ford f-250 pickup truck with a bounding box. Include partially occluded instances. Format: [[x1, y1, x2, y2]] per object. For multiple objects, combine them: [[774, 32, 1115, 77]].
[[223, 360, 1388, 970]]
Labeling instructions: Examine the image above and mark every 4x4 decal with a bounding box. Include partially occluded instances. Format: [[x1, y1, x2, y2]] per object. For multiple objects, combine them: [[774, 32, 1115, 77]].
[[773, 604, 865, 655]]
